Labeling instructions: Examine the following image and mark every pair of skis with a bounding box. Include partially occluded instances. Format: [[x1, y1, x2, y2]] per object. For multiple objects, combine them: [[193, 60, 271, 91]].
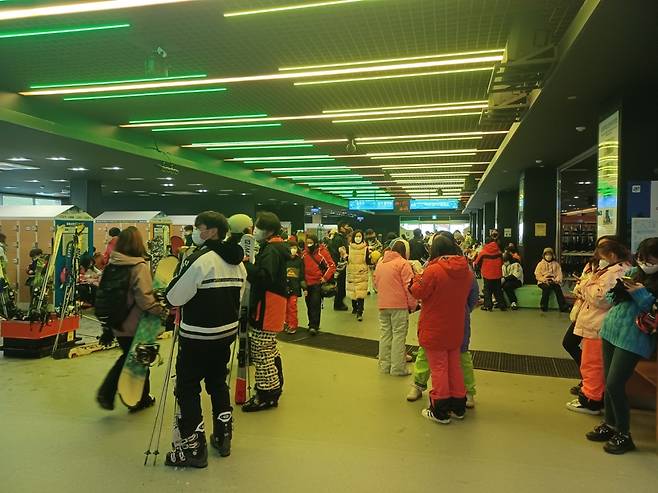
[[30, 225, 66, 325], [235, 233, 256, 405]]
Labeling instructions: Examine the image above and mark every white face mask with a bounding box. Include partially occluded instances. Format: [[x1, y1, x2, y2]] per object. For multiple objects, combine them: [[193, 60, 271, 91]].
[[192, 228, 205, 246], [544, 255, 553, 262], [290, 247, 298, 256], [354, 236, 363, 244], [598, 259, 610, 269], [253, 227, 266, 241], [638, 262, 658, 275], [307, 242, 315, 249]]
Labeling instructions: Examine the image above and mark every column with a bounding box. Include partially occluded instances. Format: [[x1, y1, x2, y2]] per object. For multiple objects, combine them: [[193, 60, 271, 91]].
[[483, 201, 496, 238], [69, 179, 103, 217], [496, 190, 520, 246]]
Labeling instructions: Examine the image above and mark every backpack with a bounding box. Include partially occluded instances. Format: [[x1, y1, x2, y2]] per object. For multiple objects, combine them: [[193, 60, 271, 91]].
[[95, 264, 134, 330]]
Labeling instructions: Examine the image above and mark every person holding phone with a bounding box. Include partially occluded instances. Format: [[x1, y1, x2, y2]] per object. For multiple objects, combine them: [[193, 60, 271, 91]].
[[302, 234, 336, 335]]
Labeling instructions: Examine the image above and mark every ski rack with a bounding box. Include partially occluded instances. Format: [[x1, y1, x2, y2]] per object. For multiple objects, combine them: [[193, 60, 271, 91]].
[[31, 225, 66, 327]]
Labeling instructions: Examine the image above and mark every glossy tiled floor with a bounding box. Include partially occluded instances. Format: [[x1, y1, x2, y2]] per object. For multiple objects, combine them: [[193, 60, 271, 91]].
[[0, 295, 655, 492]]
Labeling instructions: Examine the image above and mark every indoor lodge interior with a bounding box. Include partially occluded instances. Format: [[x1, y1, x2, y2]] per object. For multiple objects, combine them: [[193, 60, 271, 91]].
[[0, 1, 656, 492]]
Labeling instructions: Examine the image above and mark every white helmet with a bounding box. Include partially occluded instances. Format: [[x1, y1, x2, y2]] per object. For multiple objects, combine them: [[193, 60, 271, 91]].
[[228, 214, 253, 234]]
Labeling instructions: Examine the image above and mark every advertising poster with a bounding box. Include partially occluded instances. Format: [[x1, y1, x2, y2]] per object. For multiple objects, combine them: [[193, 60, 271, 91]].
[[597, 110, 620, 237], [518, 173, 525, 245]]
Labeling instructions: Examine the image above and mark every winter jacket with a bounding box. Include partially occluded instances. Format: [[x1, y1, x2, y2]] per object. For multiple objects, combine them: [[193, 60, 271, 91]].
[[102, 236, 118, 266], [409, 237, 427, 262], [373, 250, 417, 311], [286, 255, 305, 297], [502, 261, 524, 284], [574, 262, 631, 339], [534, 259, 563, 284], [410, 255, 474, 351], [246, 237, 289, 333], [600, 268, 657, 359], [303, 245, 336, 286], [166, 239, 246, 341], [110, 251, 163, 338], [474, 241, 503, 280], [346, 241, 369, 300], [328, 232, 349, 263], [461, 276, 480, 352]]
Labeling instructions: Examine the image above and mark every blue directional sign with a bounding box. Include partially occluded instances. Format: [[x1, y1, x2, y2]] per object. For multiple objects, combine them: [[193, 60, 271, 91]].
[[348, 199, 395, 211], [409, 199, 459, 210]]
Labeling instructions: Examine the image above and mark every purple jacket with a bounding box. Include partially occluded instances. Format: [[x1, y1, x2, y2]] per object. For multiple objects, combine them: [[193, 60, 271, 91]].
[[461, 277, 480, 352]]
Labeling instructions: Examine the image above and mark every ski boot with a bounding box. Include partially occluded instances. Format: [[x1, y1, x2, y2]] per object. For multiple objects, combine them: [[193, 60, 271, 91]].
[[211, 411, 232, 457], [165, 422, 208, 468], [242, 391, 279, 413]]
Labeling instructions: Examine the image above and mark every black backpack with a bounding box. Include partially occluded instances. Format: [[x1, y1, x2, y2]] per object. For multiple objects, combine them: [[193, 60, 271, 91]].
[[95, 264, 133, 330]]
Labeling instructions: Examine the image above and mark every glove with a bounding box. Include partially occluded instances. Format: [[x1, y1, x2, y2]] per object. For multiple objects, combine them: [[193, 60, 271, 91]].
[[99, 328, 115, 347]]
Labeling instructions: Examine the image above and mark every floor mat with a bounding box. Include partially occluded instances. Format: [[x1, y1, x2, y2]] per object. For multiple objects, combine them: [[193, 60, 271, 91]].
[[279, 329, 580, 379]]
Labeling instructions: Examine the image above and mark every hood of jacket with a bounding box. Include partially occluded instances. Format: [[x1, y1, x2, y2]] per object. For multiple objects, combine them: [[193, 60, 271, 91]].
[[263, 236, 292, 260], [109, 251, 147, 266], [203, 239, 245, 265], [432, 255, 471, 280], [382, 250, 404, 263], [481, 241, 501, 255], [543, 247, 555, 257]]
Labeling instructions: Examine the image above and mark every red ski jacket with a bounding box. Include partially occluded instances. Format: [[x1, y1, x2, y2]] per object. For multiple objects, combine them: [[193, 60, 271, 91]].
[[303, 244, 336, 286], [474, 241, 503, 280]]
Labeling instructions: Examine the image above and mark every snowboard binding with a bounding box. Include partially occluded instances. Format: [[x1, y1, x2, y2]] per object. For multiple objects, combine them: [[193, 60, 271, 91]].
[[134, 343, 162, 367]]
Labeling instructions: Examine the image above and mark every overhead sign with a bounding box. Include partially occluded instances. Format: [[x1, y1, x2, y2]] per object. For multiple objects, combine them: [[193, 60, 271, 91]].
[[394, 199, 410, 212], [409, 199, 459, 210], [348, 199, 394, 211]]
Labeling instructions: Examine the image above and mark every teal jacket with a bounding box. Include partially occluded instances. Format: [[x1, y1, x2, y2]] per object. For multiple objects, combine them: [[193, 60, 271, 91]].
[[599, 268, 657, 359]]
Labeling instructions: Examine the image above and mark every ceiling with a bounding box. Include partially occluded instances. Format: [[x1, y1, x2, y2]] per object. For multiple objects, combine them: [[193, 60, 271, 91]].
[[0, 0, 584, 210]]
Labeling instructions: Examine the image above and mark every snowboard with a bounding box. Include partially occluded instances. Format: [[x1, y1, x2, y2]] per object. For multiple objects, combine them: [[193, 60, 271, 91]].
[[117, 256, 178, 408]]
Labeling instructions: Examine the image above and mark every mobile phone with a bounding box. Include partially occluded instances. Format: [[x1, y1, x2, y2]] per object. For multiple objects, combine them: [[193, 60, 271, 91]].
[[622, 276, 633, 282]]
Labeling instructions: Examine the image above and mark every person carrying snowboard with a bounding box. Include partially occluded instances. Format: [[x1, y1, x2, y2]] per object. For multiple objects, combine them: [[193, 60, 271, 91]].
[[96, 226, 163, 412], [164, 211, 247, 468]]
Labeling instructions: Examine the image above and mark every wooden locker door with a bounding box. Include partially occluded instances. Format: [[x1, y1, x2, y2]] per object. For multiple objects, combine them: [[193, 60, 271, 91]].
[[94, 223, 108, 254], [0, 220, 20, 297], [18, 220, 38, 303], [36, 220, 54, 253]]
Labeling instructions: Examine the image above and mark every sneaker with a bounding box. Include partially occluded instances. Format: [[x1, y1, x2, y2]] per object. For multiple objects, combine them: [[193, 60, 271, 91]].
[[510, 302, 518, 310], [210, 412, 232, 457], [309, 327, 318, 336], [570, 382, 583, 396], [466, 393, 475, 409], [357, 313, 363, 322], [242, 394, 279, 413], [406, 386, 423, 402], [604, 432, 636, 455], [451, 409, 466, 420], [566, 398, 603, 415], [165, 424, 208, 469], [586, 422, 615, 442], [421, 408, 450, 424], [129, 395, 156, 413], [287, 327, 297, 335]]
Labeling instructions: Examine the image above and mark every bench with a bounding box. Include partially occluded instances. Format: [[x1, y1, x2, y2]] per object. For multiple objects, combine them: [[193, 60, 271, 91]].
[[627, 358, 657, 452], [502, 284, 569, 310]]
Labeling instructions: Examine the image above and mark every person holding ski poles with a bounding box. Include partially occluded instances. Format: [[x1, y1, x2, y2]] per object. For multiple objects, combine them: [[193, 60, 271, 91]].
[[164, 211, 246, 469]]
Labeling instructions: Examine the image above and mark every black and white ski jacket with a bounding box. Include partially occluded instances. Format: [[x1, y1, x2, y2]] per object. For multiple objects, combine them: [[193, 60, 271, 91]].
[[166, 239, 246, 341]]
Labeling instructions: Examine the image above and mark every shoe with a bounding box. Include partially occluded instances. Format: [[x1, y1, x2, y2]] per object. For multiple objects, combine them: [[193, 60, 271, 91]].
[[357, 313, 363, 322], [421, 408, 450, 424], [450, 396, 467, 419], [242, 394, 279, 413], [510, 302, 518, 310], [334, 305, 349, 312], [566, 398, 603, 415], [604, 432, 636, 455], [391, 370, 411, 377], [96, 393, 114, 411], [309, 327, 318, 336], [540, 307, 548, 312], [210, 411, 232, 457], [586, 422, 615, 442], [165, 423, 208, 469], [499, 306, 508, 311], [570, 382, 583, 396], [406, 386, 423, 402], [287, 327, 297, 335], [480, 306, 492, 311], [129, 395, 156, 413], [405, 353, 413, 362], [466, 393, 475, 409]]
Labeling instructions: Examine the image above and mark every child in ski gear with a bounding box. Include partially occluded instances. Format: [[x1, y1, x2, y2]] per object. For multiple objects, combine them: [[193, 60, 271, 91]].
[[97, 227, 163, 413], [566, 238, 631, 416], [164, 212, 246, 468], [474, 235, 506, 311], [284, 237, 305, 334], [501, 252, 524, 310], [346, 229, 369, 321], [587, 237, 658, 454], [410, 235, 475, 424], [302, 234, 336, 335], [374, 238, 416, 376], [366, 228, 382, 294], [535, 247, 568, 311], [26, 248, 44, 302], [242, 212, 289, 412]]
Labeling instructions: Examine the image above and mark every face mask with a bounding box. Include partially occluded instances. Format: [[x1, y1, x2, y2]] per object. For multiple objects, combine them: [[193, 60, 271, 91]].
[[544, 255, 553, 262], [253, 227, 266, 241], [638, 262, 658, 275], [354, 236, 363, 244], [307, 242, 315, 249], [192, 229, 204, 246], [598, 259, 610, 269], [290, 247, 298, 256]]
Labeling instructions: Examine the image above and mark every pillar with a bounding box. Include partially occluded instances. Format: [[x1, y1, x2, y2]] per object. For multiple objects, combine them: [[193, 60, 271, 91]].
[[519, 167, 557, 283], [496, 190, 520, 246], [70, 179, 103, 217], [476, 209, 484, 243], [483, 201, 496, 238]]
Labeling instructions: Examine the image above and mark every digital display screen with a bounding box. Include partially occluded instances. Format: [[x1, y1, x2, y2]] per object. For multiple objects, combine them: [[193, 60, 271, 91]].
[[409, 199, 459, 210], [348, 199, 394, 211], [597, 110, 620, 237]]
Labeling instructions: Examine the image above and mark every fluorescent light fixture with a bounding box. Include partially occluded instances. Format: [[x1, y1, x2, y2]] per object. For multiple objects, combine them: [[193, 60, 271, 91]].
[[24, 179, 40, 183], [0, 23, 129, 39], [197, 189, 208, 193], [163, 183, 174, 187], [64, 87, 226, 101], [332, 110, 482, 124], [157, 177, 174, 180], [151, 123, 282, 132], [241, 158, 336, 165], [183, 139, 324, 148], [111, 190, 123, 194], [280, 48, 504, 72], [236, 154, 331, 161], [390, 171, 484, 177], [258, 166, 349, 172], [68, 167, 87, 171], [129, 113, 267, 124], [378, 161, 489, 169], [31, 73, 207, 90], [206, 144, 313, 151], [3, 186, 17, 189], [127, 177, 144, 180], [369, 153, 477, 160], [323, 100, 487, 114], [359, 131, 507, 142], [102, 166, 123, 170], [358, 136, 483, 146], [0, 0, 199, 21], [188, 183, 203, 186], [293, 66, 494, 86], [51, 179, 68, 182], [47, 156, 70, 161], [284, 175, 369, 180], [22, 56, 504, 96], [7, 157, 31, 161], [232, 149, 481, 162], [224, 0, 365, 17]]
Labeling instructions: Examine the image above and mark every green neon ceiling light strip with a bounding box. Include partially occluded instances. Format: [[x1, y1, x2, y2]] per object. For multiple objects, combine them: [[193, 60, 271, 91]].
[[151, 123, 282, 132], [129, 113, 268, 124], [31, 73, 207, 90], [265, 166, 349, 172], [0, 23, 130, 39], [224, 0, 367, 17], [244, 158, 336, 164], [206, 144, 313, 151], [63, 87, 226, 101]]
